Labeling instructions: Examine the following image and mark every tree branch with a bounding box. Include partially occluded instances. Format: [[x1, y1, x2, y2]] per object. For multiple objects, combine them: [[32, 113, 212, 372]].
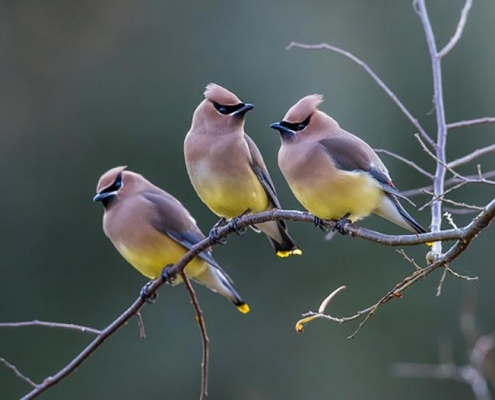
[[415, 0, 449, 256], [0, 320, 102, 336], [392, 364, 491, 400], [9, 200, 495, 398], [375, 148, 434, 179], [0, 358, 39, 389], [286, 41, 435, 148], [403, 169, 495, 197], [448, 117, 495, 130], [438, 0, 473, 58], [180, 272, 209, 400], [448, 144, 495, 168]]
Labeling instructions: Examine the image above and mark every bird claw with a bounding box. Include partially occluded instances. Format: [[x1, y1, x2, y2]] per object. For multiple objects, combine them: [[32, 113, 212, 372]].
[[208, 218, 228, 245], [140, 281, 158, 304], [208, 226, 228, 245], [313, 216, 330, 232], [333, 214, 351, 235], [228, 217, 247, 236], [161, 264, 176, 284]]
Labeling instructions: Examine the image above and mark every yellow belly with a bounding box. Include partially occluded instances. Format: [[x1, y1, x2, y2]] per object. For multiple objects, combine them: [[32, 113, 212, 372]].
[[116, 240, 207, 281], [293, 171, 383, 222], [190, 162, 270, 218]]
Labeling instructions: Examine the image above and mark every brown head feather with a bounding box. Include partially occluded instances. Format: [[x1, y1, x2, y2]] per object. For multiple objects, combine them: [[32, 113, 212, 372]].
[[204, 83, 242, 105], [96, 166, 128, 193], [96, 166, 160, 202], [283, 94, 324, 123]]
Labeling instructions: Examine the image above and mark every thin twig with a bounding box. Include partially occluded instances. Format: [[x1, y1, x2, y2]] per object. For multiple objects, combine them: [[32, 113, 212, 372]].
[[448, 117, 495, 130], [438, 0, 473, 58], [180, 272, 209, 400], [415, 133, 469, 187], [0, 358, 39, 388], [448, 144, 495, 168], [420, 190, 484, 212], [135, 312, 146, 339], [375, 148, 434, 179], [0, 320, 101, 336], [286, 41, 435, 148], [403, 170, 495, 197], [392, 364, 491, 400], [296, 286, 347, 332], [437, 266, 449, 296], [396, 249, 422, 271]]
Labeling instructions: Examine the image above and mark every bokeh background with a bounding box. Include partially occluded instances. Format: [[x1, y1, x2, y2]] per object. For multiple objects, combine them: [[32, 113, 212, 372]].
[[1, 1, 495, 399]]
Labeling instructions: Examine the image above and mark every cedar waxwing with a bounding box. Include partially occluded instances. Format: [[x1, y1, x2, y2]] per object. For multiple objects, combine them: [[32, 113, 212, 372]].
[[184, 83, 302, 258], [270, 95, 427, 234], [93, 166, 249, 314]]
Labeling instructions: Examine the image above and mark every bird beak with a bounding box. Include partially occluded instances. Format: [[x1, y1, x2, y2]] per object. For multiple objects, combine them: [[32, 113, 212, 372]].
[[232, 103, 254, 116], [93, 192, 114, 202], [270, 122, 294, 136]]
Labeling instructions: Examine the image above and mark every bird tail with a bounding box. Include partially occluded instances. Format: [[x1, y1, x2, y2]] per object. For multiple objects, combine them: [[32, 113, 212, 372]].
[[375, 194, 427, 234], [254, 220, 302, 258], [192, 264, 250, 314]]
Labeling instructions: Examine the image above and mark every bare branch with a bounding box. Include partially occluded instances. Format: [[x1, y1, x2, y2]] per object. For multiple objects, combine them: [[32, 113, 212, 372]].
[[392, 364, 491, 400], [415, 0, 450, 259], [375, 148, 434, 179], [415, 133, 470, 188], [295, 286, 348, 332], [286, 41, 435, 148], [403, 170, 495, 197], [420, 190, 484, 212], [449, 144, 495, 168], [135, 312, 146, 339], [0, 320, 101, 336], [448, 117, 495, 130], [437, 266, 449, 297], [12, 199, 495, 397], [396, 249, 422, 271], [392, 362, 464, 382], [0, 358, 39, 389], [438, 0, 474, 58], [180, 273, 209, 400]]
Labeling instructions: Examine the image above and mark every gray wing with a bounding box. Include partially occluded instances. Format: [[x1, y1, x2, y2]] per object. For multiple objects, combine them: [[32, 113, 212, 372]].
[[244, 134, 288, 228], [318, 136, 414, 205], [143, 191, 227, 272]]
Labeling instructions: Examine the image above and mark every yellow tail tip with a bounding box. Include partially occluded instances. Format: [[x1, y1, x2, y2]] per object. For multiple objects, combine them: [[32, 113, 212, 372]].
[[426, 242, 433, 247], [276, 249, 303, 258], [237, 303, 250, 314]]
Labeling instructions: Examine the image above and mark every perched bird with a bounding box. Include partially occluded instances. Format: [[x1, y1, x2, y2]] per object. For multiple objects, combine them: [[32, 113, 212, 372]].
[[93, 166, 249, 314], [184, 83, 301, 257], [270, 94, 427, 235]]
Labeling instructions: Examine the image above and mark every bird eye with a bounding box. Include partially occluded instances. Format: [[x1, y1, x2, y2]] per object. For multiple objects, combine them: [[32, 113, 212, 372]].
[[213, 102, 247, 115], [112, 173, 123, 190], [213, 102, 228, 115], [296, 115, 311, 131]]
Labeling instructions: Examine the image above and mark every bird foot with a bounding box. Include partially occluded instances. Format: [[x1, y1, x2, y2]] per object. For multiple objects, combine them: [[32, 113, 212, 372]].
[[228, 217, 247, 236], [208, 226, 228, 245], [333, 214, 351, 235], [161, 264, 177, 284], [313, 216, 330, 232], [140, 281, 159, 304], [208, 218, 228, 245]]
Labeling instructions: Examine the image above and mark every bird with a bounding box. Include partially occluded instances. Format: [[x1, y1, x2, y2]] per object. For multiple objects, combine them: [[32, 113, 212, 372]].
[[270, 94, 427, 235], [184, 83, 302, 258], [93, 166, 250, 314]]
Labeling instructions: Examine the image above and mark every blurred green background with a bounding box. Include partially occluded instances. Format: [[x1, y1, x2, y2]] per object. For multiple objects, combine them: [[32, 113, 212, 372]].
[[1, 0, 495, 399]]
